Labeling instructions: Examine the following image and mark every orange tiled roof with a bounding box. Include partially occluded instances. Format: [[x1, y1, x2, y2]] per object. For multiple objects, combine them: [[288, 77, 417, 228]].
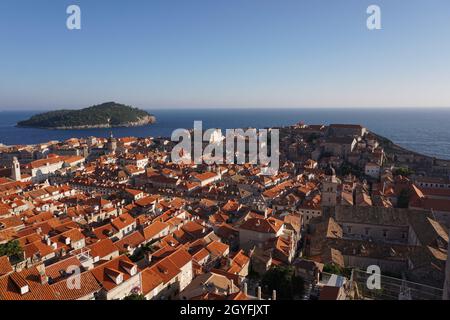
[[0, 267, 56, 300], [45, 256, 82, 283], [50, 271, 101, 300], [206, 241, 229, 258], [87, 238, 118, 259], [91, 255, 138, 292], [27, 156, 63, 169], [148, 257, 180, 284], [239, 217, 283, 234], [0, 256, 13, 276], [114, 231, 145, 252], [142, 221, 169, 241], [140, 268, 164, 296], [111, 213, 135, 231], [23, 240, 55, 260]]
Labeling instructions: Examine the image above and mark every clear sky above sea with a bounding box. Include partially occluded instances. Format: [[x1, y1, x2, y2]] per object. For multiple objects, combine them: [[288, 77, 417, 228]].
[[1, 0, 450, 110]]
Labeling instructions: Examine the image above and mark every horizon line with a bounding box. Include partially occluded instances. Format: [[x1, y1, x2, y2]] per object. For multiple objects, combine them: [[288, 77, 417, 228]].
[[2, 105, 450, 112]]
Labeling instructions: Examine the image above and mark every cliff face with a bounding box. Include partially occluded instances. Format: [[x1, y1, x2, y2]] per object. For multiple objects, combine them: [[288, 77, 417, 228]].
[[17, 102, 156, 129]]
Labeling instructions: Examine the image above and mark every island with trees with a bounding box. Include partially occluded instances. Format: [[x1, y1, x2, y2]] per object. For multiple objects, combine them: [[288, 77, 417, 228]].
[[17, 102, 156, 129]]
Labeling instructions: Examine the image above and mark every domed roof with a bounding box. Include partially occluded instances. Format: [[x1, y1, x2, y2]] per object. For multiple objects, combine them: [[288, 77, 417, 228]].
[[324, 164, 336, 176]]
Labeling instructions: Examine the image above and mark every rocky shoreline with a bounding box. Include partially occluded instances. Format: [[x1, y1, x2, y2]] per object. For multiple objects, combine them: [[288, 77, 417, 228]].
[[16, 115, 156, 130]]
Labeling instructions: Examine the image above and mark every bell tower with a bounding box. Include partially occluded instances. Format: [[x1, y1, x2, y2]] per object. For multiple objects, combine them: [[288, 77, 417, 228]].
[[11, 157, 21, 181], [321, 164, 338, 207], [107, 131, 117, 154]]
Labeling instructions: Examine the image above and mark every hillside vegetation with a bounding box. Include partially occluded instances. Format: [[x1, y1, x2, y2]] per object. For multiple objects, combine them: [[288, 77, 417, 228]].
[[17, 102, 155, 129]]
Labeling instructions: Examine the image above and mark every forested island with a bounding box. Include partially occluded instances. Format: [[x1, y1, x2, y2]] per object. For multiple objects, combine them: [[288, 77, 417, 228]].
[[17, 102, 156, 129]]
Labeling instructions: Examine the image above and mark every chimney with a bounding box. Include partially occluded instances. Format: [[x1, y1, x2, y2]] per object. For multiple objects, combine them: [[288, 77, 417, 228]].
[[257, 286, 262, 300], [36, 264, 48, 284], [243, 282, 248, 296], [230, 279, 235, 294], [272, 290, 277, 301], [226, 257, 232, 268], [147, 252, 153, 263]]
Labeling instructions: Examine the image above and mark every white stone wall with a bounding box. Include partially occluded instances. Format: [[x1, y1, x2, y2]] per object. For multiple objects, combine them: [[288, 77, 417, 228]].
[[178, 261, 193, 292], [106, 274, 142, 300]]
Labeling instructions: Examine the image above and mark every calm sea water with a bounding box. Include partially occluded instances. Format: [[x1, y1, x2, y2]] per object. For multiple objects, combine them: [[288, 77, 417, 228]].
[[1, 108, 450, 159]]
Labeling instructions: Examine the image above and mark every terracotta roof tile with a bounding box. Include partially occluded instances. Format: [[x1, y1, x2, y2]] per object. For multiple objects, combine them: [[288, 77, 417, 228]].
[[0, 256, 13, 276], [50, 271, 101, 300]]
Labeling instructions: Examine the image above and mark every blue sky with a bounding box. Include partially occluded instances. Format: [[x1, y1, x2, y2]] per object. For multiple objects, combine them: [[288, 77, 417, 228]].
[[1, 0, 450, 110]]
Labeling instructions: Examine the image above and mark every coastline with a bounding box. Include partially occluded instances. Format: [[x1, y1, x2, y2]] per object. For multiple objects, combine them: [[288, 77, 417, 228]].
[[15, 115, 156, 130], [3, 108, 450, 161], [8, 119, 450, 165]]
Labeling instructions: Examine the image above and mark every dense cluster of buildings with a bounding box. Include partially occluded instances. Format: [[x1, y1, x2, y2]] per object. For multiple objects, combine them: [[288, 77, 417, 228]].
[[0, 123, 449, 300]]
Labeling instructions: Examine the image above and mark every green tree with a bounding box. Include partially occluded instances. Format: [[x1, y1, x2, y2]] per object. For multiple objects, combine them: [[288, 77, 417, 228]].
[[123, 293, 146, 300], [397, 189, 411, 208], [261, 266, 304, 300], [323, 263, 352, 278], [393, 167, 414, 177], [0, 240, 23, 260], [247, 262, 261, 280], [323, 263, 342, 275]]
